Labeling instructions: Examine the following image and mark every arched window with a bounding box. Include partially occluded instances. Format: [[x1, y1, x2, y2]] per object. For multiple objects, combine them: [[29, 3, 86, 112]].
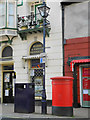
[[30, 42, 43, 55], [2, 46, 13, 57]]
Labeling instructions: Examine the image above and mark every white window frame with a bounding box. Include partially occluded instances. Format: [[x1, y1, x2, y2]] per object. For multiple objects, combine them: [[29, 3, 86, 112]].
[[0, 1, 6, 28], [7, 0, 17, 28]]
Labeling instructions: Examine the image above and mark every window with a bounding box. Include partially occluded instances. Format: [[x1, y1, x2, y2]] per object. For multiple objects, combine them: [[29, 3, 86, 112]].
[[30, 2, 42, 21], [2, 46, 13, 58], [3, 65, 14, 70], [0, 2, 5, 27], [0, 1, 16, 28], [8, 3, 15, 27], [35, 4, 42, 20]]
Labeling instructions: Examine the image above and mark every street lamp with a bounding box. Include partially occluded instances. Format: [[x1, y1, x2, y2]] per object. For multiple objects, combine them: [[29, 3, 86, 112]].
[[38, 1, 50, 114], [38, 2, 50, 18]]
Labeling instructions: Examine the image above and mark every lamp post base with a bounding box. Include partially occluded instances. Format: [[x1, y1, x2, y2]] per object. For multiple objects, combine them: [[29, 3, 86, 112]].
[[42, 99, 47, 114]]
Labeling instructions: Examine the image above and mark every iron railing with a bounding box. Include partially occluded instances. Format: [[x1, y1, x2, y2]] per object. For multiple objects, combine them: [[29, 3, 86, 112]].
[[17, 13, 50, 30]]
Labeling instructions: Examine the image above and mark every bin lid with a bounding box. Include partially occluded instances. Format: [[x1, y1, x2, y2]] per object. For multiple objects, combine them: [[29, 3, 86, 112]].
[[50, 76, 74, 80]]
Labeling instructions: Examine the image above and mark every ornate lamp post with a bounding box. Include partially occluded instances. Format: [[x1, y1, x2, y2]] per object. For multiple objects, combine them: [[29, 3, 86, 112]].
[[38, 1, 50, 114]]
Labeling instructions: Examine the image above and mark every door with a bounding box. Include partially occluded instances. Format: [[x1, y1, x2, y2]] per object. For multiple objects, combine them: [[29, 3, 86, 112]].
[[3, 72, 15, 103], [30, 59, 43, 99], [81, 66, 90, 107]]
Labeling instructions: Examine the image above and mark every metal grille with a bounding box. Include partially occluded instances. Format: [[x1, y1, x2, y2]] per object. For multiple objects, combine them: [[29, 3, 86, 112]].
[[34, 69, 43, 77], [31, 69, 43, 83]]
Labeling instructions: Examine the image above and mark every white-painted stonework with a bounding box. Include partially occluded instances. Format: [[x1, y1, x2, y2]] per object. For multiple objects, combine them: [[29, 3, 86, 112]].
[[0, 0, 63, 102]]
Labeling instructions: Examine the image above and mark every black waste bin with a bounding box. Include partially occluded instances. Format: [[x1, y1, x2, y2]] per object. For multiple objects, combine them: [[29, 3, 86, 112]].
[[14, 83, 35, 113]]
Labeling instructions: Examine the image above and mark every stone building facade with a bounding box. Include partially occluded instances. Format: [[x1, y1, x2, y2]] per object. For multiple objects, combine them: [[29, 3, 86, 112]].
[[0, 0, 63, 103]]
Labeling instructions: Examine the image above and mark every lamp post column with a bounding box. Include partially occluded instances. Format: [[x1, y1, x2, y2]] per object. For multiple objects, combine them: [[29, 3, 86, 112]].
[[42, 15, 47, 114], [38, 1, 50, 114]]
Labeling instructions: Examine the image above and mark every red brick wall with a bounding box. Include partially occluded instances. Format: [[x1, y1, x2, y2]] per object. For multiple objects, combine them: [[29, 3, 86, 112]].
[[64, 37, 90, 104]]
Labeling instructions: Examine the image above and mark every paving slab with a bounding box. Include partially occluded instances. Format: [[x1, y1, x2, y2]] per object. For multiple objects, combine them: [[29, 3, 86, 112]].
[[0, 104, 89, 119]]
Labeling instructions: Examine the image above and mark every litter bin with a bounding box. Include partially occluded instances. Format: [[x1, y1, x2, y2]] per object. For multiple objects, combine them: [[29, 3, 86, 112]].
[[50, 76, 73, 116], [14, 83, 35, 113]]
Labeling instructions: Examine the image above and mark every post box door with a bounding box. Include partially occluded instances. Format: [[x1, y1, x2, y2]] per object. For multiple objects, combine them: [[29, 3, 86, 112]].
[[81, 66, 90, 107]]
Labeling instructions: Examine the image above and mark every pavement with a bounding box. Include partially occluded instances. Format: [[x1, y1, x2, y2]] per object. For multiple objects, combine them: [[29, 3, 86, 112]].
[[0, 104, 90, 119]]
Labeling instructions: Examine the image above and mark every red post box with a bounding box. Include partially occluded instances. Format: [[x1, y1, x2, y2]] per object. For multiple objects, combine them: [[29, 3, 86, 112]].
[[50, 76, 73, 116]]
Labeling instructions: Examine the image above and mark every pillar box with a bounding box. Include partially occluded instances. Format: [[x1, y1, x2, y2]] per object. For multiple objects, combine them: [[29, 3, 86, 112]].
[[50, 76, 74, 116]]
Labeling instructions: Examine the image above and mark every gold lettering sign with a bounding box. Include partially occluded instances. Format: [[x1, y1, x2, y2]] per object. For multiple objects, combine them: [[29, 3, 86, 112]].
[[30, 42, 43, 55]]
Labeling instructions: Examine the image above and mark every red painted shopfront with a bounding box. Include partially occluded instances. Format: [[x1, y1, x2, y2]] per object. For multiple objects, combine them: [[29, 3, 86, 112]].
[[64, 37, 90, 107]]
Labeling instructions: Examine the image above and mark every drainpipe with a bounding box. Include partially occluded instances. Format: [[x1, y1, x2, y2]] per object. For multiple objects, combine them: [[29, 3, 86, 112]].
[[61, 4, 65, 76], [73, 64, 78, 108]]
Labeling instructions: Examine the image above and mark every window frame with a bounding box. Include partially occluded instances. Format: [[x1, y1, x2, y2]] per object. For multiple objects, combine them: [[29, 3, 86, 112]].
[[0, 0, 17, 29], [0, 1, 6, 28], [7, 0, 17, 28]]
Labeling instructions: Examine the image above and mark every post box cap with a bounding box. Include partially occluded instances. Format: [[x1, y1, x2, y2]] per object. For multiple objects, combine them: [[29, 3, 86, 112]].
[[50, 76, 74, 80]]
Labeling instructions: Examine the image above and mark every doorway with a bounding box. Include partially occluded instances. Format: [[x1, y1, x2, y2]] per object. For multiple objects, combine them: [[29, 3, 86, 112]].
[[1, 46, 15, 103], [30, 59, 43, 99], [3, 71, 16, 103], [30, 42, 43, 99], [80, 65, 90, 107]]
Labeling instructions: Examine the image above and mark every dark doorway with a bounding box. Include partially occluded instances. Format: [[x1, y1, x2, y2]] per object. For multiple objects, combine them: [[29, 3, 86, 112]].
[[3, 72, 15, 103]]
